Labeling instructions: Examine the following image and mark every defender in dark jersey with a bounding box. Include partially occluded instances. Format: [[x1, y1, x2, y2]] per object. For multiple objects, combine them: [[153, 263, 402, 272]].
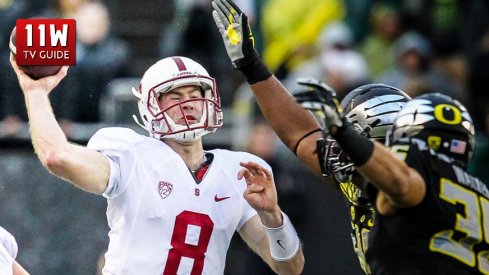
[[320, 91, 486, 274], [211, 1, 411, 273], [294, 82, 410, 273]]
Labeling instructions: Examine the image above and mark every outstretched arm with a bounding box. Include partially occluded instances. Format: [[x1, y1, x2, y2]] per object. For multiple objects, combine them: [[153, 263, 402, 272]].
[[212, 0, 323, 176], [358, 143, 426, 213], [9, 55, 109, 194], [238, 161, 304, 275], [249, 78, 324, 173]]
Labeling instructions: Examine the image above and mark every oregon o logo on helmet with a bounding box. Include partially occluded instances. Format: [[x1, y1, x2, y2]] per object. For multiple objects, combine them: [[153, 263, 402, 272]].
[[434, 104, 462, 125]]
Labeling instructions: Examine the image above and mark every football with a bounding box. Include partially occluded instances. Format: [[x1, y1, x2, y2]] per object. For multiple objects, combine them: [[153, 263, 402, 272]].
[[9, 26, 62, 79]]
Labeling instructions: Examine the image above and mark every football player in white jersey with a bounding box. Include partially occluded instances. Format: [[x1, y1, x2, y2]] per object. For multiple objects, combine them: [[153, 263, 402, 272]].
[[9, 54, 304, 274], [0, 226, 29, 275]]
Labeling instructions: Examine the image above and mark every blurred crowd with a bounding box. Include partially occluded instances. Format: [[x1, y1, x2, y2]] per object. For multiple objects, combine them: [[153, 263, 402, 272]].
[[0, 0, 130, 136], [1, 0, 489, 273], [2, 0, 489, 138]]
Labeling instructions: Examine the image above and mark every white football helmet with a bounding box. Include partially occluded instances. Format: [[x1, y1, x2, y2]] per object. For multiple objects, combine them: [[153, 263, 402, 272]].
[[132, 56, 223, 143]]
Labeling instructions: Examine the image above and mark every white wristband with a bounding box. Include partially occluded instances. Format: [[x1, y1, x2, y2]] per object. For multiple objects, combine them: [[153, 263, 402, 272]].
[[263, 212, 300, 261]]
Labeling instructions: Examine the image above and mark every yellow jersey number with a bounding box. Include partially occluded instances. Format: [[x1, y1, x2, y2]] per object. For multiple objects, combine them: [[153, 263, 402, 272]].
[[430, 178, 489, 274]]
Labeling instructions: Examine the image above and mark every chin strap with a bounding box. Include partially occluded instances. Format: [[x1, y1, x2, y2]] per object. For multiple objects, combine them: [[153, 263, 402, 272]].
[[131, 87, 141, 98], [132, 115, 146, 129], [132, 86, 150, 133]]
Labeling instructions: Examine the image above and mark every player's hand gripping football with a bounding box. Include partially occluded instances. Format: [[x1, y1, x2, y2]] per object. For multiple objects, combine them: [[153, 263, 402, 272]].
[[238, 161, 282, 226], [295, 77, 344, 135], [211, 0, 259, 69], [9, 53, 68, 97]]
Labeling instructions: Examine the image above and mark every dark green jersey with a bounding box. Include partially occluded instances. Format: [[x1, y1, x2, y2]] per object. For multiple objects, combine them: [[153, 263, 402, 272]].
[[367, 140, 489, 274]]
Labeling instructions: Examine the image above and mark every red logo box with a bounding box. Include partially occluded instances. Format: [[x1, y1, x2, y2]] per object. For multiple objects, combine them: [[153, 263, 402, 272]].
[[15, 18, 76, 66]]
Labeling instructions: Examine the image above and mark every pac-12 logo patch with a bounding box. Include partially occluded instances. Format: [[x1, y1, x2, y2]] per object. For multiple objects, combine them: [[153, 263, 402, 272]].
[[158, 181, 173, 199]]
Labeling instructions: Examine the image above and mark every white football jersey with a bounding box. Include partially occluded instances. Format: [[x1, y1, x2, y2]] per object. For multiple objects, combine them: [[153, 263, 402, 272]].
[[0, 245, 13, 275], [87, 127, 270, 275], [0, 226, 16, 275]]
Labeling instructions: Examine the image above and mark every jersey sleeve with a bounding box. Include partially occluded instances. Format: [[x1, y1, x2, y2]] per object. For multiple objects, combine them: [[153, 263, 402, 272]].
[[87, 127, 143, 198], [0, 245, 13, 275], [405, 146, 432, 184], [0, 226, 17, 259]]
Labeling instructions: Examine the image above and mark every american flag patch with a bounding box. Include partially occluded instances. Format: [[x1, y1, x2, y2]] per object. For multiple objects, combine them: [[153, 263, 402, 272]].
[[450, 139, 466, 154]]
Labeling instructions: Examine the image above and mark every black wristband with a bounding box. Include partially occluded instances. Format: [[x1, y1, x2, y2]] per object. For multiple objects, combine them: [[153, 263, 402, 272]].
[[239, 58, 273, 85], [332, 125, 374, 166]]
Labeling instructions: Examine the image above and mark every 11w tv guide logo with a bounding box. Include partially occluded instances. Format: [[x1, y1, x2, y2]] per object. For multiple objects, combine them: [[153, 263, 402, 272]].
[[16, 19, 76, 66]]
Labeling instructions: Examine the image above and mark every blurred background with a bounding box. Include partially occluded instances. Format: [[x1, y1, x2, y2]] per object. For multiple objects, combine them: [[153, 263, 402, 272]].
[[1, 0, 489, 274]]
